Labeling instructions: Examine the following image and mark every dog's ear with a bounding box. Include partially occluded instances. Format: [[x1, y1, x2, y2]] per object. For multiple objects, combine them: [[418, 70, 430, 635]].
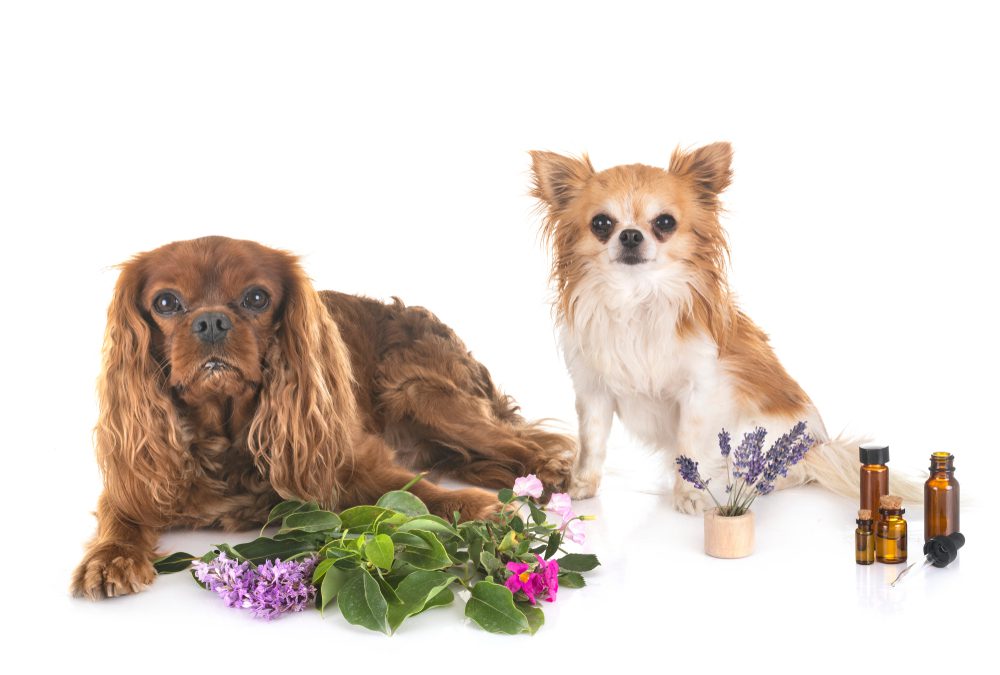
[[249, 255, 355, 509], [530, 151, 595, 212], [95, 257, 188, 524], [669, 142, 733, 207]]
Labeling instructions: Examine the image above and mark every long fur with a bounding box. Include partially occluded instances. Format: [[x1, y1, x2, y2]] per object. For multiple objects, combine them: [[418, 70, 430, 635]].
[[531, 144, 920, 511], [73, 236, 573, 600]]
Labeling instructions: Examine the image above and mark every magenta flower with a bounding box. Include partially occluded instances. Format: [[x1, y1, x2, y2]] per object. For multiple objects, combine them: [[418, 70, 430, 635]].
[[535, 555, 559, 603], [505, 557, 560, 605], [505, 561, 542, 604], [513, 474, 544, 499]]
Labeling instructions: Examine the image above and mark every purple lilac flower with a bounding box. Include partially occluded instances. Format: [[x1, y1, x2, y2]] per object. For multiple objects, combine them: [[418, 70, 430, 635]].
[[249, 557, 318, 620], [675, 455, 709, 490], [731, 427, 767, 485], [192, 552, 317, 620]]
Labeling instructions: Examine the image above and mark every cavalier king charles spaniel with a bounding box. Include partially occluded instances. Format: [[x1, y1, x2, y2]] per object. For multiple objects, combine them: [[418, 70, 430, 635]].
[[72, 236, 573, 600]]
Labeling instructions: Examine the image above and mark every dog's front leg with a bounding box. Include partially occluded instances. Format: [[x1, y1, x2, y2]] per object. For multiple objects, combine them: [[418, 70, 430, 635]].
[[672, 388, 731, 514], [570, 386, 615, 499], [71, 493, 160, 600]]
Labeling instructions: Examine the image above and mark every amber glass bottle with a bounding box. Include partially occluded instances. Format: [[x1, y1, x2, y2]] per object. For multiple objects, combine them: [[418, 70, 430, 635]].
[[859, 444, 889, 521], [876, 495, 907, 564], [925, 452, 959, 541], [855, 509, 874, 565]]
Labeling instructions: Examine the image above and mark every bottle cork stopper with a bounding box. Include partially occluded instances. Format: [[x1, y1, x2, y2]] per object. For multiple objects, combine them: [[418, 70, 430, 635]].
[[858, 509, 872, 520], [879, 495, 902, 509]]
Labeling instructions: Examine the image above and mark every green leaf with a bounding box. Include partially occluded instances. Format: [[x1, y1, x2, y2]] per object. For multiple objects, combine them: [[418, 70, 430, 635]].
[[424, 587, 454, 611], [153, 552, 198, 574], [528, 502, 548, 525], [396, 515, 458, 538], [556, 553, 600, 572], [543, 531, 561, 559], [393, 530, 453, 570], [312, 557, 336, 583], [465, 581, 530, 635], [278, 510, 342, 535], [339, 505, 397, 532], [479, 549, 499, 576], [338, 568, 389, 634], [515, 539, 531, 556], [510, 516, 524, 533], [558, 571, 586, 588], [364, 534, 395, 570], [320, 566, 350, 613], [518, 603, 545, 635], [230, 536, 318, 565], [497, 488, 515, 503], [385, 571, 457, 632], [376, 490, 430, 517], [260, 500, 315, 531]]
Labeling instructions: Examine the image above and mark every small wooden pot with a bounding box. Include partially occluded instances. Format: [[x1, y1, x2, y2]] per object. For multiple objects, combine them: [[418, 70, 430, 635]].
[[704, 508, 755, 559]]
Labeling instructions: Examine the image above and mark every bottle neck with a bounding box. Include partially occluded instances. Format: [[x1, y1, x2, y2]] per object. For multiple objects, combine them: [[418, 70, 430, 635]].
[[879, 508, 904, 521], [929, 452, 955, 474], [856, 519, 873, 532]]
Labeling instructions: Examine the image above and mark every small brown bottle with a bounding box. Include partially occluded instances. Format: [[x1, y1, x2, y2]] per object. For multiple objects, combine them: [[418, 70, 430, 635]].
[[924, 452, 959, 541], [859, 444, 889, 523], [855, 509, 875, 565], [875, 495, 907, 564]]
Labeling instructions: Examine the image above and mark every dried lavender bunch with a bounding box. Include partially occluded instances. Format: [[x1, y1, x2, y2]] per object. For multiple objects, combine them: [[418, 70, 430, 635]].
[[675, 422, 815, 516]]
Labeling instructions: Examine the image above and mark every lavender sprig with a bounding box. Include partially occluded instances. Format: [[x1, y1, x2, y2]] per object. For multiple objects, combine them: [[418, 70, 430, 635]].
[[675, 422, 815, 516]]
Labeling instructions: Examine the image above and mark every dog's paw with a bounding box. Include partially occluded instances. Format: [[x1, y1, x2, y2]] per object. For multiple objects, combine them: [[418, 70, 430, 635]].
[[672, 486, 714, 515], [71, 546, 156, 600], [435, 488, 504, 523], [568, 471, 602, 499], [533, 446, 576, 495]]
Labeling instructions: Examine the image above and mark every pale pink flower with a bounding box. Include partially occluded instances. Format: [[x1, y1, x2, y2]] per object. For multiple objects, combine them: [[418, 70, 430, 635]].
[[512, 474, 544, 499], [546, 492, 573, 523], [564, 518, 586, 545]]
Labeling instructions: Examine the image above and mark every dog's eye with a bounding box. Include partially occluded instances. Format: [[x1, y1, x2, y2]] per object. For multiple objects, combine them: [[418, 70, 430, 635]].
[[591, 214, 614, 236], [152, 292, 182, 315], [242, 288, 270, 312], [653, 214, 677, 232]]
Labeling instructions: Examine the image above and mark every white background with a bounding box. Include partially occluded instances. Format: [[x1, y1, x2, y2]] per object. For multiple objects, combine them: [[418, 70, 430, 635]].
[[2, 1, 998, 671]]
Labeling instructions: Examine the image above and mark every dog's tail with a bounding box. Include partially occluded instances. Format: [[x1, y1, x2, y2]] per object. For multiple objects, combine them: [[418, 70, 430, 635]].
[[783, 434, 924, 503]]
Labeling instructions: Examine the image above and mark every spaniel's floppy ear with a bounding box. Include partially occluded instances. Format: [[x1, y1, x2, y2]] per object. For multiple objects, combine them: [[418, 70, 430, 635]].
[[95, 257, 188, 524], [249, 255, 355, 509], [669, 142, 733, 209], [530, 151, 595, 214]]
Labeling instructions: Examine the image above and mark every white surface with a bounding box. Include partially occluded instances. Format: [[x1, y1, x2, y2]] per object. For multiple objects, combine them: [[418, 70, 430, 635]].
[[2, 1, 997, 671]]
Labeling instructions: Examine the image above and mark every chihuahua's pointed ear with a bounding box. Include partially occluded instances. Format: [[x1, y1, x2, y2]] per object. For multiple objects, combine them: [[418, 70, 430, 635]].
[[669, 142, 733, 207], [530, 151, 595, 211]]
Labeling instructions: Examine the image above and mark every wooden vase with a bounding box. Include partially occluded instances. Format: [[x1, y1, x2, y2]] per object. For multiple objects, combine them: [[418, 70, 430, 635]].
[[704, 508, 755, 558]]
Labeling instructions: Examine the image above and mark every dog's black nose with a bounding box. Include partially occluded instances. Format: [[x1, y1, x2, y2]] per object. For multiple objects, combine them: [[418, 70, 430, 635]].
[[192, 312, 232, 344], [619, 229, 644, 249]]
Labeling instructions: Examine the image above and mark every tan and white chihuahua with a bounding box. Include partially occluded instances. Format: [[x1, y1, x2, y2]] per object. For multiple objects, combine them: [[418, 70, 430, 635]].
[[531, 143, 912, 512]]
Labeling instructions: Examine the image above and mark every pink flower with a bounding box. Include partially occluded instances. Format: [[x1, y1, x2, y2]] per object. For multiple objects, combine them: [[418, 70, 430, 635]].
[[546, 492, 574, 524], [504, 561, 542, 604], [505, 557, 560, 605], [512, 474, 544, 499], [535, 555, 559, 603], [564, 518, 586, 545]]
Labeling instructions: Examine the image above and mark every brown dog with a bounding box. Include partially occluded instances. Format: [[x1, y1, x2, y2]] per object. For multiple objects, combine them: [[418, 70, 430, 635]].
[[72, 236, 573, 600]]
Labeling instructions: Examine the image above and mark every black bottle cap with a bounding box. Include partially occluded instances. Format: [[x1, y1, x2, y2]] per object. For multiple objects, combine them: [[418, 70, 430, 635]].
[[923, 532, 965, 568], [859, 444, 890, 465]]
